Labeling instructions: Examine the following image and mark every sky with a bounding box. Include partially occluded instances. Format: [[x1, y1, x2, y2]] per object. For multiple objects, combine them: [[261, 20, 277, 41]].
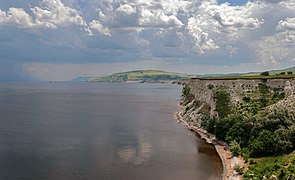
[[0, 0, 294, 81]]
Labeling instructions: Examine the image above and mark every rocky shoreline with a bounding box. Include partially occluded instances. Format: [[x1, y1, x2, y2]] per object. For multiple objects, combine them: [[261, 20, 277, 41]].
[[174, 105, 244, 180]]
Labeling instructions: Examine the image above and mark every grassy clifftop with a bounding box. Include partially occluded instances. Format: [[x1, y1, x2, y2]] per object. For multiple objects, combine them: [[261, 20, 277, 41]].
[[88, 70, 195, 82], [197, 66, 295, 79], [197, 74, 295, 80]]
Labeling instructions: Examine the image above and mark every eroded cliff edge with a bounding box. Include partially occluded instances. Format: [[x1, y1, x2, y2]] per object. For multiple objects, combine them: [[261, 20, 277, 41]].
[[184, 78, 294, 119], [177, 78, 295, 180]]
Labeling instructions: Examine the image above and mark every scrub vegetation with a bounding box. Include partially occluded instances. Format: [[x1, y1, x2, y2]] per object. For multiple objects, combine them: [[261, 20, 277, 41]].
[[184, 81, 295, 179]]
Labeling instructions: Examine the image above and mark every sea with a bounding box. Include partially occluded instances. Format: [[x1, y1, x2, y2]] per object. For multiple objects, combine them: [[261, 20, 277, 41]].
[[0, 82, 222, 180]]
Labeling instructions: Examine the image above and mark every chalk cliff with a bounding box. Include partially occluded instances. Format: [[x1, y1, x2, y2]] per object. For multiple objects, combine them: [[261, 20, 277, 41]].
[[184, 78, 295, 119], [178, 78, 295, 179]]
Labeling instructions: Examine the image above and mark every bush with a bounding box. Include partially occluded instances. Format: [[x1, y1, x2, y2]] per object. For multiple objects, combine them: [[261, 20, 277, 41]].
[[230, 140, 242, 156], [242, 96, 251, 103], [258, 83, 270, 95], [249, 159, 256, 165], [250, 130, 276, 157], [260, 71, 270, 76], [259, 97, 268, 107], [201, 116, 216, 134], [214, 88, 232, 118], [207, 84, 214, 90], [287, 71, 293, 75], [234, 164, 244, 175], [182, 84, 191, 97], [182, 84, 195, 103]]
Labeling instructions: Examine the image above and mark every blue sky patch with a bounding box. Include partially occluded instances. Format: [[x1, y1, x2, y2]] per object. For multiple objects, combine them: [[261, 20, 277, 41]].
[[218, 0, 252, 5]]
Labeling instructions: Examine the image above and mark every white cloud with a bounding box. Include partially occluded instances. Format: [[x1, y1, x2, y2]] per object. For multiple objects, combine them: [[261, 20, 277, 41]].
[[187, 16, 220, 54], [0, 8, 36, 28], [0, 0, 85, 29], [277, 17, 295, 31], [185, 1, 264, 53], [32, 0, 86, 28], [116, 4, 136, 15], [258, 0, 288, 3], [85, 20, 111, 36], [211, 9, 263, 29], [139, 9, 183, 27], [1, 0, 295, 81], [254, 31, 295, 65]]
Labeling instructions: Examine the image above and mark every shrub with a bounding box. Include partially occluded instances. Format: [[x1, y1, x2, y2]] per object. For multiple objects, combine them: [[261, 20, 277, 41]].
[[250, 130, 276, 157], [201, 116, 216, 134], [249, 159, 256, 165], [260, 71, 269, 76], [182, 84, 195, 103], [234, 164, 244, 175], [242, 96, 251, 103], [259, 98, 268, 107], [182, 84, 191, 97], [214, 88, 232, 118], [287, 71, 293, 75], [207, 84, 214, 90], [230, 140, 242, 156], [258, 83, 270, 95], [280, 72, 286, 75]]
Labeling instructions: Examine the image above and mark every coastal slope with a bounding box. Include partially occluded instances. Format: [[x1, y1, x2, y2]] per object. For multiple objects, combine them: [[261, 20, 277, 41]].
[[178, 77, 295, 179]]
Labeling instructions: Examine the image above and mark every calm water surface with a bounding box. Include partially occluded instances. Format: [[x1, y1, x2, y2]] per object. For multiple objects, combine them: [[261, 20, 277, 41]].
[[0, 82, 222, 180]]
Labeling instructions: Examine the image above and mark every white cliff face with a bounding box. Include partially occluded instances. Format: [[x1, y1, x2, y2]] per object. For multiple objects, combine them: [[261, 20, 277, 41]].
[[284, 81, 294, 96], [267, 95, 295, 114], [185, 78, 295, 118]]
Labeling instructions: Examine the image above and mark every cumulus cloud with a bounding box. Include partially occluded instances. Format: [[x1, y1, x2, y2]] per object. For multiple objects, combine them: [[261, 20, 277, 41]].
[[187, 16, 220, 53], [211, 9, 263, 29], [277, 17, 295, 31], [255, 33, 291, 65], [0, 0, 85, 29], [1, 0, 295, 81], [0, 8, 36, 28], [185, 1, 264, 53], [31, 0, 86, 28], [91, 1, 184, 29], [85, 20, 111, 36], [252, 2, 295, 67]]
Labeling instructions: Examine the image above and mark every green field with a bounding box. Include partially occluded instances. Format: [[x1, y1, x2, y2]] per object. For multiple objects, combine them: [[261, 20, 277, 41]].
[[197, 74, 295, 80], [196, 66, 295, 80]]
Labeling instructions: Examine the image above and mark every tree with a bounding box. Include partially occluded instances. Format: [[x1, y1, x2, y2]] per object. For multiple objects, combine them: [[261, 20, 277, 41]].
[[250, 130, 276, 157], [214, 88, 231, 118], [260, 71, 269, 76], [280, 72, 286, 75], [287, 71, 293, 75]]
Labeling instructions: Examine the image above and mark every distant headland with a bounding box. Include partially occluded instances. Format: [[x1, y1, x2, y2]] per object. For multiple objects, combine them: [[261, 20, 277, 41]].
[[71, 70, 195, 83]]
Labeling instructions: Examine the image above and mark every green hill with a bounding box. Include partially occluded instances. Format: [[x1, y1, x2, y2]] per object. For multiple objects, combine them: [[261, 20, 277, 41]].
[[86, 70, 195, 82], [268, 66, 295, 75]]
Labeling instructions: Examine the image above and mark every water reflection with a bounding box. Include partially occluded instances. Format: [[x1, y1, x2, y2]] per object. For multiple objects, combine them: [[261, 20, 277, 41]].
[[0, 83, 222, 180], [117, 134, 152, 165]]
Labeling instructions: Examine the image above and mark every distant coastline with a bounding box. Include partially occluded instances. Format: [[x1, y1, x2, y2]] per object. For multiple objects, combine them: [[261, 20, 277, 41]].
[[71, 70, 195, 82]]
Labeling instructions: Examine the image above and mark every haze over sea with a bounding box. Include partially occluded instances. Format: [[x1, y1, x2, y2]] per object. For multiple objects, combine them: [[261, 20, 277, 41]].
[[0, 82, 222, 180]]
